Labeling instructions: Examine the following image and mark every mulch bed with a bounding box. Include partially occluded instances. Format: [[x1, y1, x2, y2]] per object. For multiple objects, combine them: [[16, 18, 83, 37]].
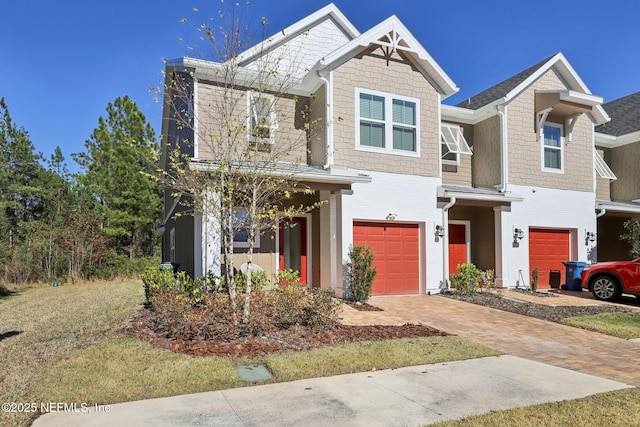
[[442, 292, 636, 323], [344, 300, 384, 311], [122, 309, 447, 358], [510, 288, 558, 297]]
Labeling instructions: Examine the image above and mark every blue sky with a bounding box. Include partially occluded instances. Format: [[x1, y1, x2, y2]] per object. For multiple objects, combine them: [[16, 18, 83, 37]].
[[2, 0, 639, 171]]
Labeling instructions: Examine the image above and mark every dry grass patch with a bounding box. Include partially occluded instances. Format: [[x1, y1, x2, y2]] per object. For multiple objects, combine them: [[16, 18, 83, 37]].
[[428, 388, 640, 426], [561, 312, 640, 339], [0, 280, 144, 427]]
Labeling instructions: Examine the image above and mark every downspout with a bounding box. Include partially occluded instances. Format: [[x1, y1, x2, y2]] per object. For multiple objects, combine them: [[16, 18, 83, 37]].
[[496, 105, 508, 193], [596, 207, 606, 218], [317, 70, 334, 169], [441, 196, 457, 291]]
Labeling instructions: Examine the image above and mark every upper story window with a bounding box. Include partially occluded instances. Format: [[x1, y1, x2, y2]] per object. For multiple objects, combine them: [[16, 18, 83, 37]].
[[356, 89, 419, 156], [542, 123, 563, 173], [441, 123, 472, 165], [248, 92, 278, 145]]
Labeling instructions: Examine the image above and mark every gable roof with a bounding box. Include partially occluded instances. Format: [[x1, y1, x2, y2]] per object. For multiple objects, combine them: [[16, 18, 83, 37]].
[[314, 15, 459, 98], [236, 3, 359, 70], [454, 53, 608, 125], [456, 55, 554, 110], [596, 91, 640, 137]]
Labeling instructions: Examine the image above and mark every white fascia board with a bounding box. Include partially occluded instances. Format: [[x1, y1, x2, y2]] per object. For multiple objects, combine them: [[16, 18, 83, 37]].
[[189, 161, 372, 184], [170, 57, 310, 96], [438, 187, 524, 203], [319, 16, 458, 97], [596, 201, 640, 215], [595, 131, 640, 148], [236, 3, 360, 65], [441, 105, 479, 124], [442, 98, 506, 125]]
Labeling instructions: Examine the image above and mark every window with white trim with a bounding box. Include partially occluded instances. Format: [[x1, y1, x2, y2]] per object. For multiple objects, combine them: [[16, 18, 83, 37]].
[[357, 89, 419, 155], [542, 123, 563, 172], [232, 211, 261, 249], [594, 148, 617, 180], [248, 92, 278, 145], [441, 123, 472, 165], [169, 228, 176, 263]]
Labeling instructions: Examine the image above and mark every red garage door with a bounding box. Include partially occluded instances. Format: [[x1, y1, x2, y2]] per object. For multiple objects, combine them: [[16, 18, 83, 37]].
[[353, 222, 420, 295], [529, 228, 570, 289]]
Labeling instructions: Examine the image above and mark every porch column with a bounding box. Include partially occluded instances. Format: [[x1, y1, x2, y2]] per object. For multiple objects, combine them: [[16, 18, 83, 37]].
[[201, 189, 221, 278], [319, 189, 348, 296], [494, 205, 511, 288]]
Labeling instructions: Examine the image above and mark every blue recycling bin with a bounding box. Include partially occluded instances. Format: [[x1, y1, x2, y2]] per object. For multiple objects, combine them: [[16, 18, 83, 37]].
[[562, 261, 587, 291]]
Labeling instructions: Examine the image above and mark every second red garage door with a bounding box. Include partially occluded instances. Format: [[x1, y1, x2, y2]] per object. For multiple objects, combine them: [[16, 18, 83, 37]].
[[529, 228, 570, 289], [353, 222, 420, 295]]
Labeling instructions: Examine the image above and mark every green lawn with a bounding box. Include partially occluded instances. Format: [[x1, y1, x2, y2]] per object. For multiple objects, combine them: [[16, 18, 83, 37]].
[[561, 312, 640, 339], [429, 388, 640, 426]]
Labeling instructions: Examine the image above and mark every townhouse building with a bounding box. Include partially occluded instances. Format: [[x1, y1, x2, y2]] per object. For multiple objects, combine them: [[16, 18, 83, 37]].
[[161, 4, 627, 296]]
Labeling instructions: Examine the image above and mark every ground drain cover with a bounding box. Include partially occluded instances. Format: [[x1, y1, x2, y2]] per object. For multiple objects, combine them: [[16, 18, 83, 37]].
[[236, 364, 272, 382]]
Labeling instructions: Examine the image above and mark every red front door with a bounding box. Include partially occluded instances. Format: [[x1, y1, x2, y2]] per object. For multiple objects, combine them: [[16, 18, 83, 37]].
[[279, 217, 308, 283], [449, 223, 468, 275]]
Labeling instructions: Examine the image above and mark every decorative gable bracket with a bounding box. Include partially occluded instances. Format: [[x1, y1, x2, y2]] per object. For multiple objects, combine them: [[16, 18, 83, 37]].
[[535, 108, 553, 141], [564, 114, 581, 143]]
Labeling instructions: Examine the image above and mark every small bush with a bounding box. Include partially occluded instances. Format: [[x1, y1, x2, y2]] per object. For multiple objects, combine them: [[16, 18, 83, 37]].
[[531, 267, 539, 293], [478, 269, 496, 293], [141, 266, 175, 303], [347, 245, 377, 303], [277, 269, 303, 287], [451, 263, 482, 295]]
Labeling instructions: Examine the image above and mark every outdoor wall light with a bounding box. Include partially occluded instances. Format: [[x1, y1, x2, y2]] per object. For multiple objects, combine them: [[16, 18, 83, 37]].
[[513, 228, 524, 242], [435, 225, 445, 238], [386, 213, 397, 221], [586, 230, 596, 243]]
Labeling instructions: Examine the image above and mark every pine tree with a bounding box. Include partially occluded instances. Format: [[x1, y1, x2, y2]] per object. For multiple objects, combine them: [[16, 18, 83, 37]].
[[73, 96, 161, 259]]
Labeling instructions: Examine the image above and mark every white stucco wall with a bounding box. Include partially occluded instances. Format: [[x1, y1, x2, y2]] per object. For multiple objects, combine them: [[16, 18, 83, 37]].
[[340, 170, 444, 294], [500, 184, 596, 288]]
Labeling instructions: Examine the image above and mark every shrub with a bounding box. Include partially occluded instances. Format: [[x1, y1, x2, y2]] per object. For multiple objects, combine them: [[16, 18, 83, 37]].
[[277, 269, 303, 287], [478, 269, 496, 293], [141, 265, 175, 303], [451, 263, 483, 295], [347, 245, 377, 303], [147, 274, 343, 340], [531, 267, 539, 293]]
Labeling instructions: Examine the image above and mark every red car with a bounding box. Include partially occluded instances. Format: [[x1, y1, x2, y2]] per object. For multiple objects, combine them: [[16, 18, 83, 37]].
[[580, 258, 640, 301]]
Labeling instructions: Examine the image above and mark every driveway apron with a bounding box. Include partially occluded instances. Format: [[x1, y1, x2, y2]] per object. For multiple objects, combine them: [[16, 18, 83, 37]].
[[341, 294, 640, 387]]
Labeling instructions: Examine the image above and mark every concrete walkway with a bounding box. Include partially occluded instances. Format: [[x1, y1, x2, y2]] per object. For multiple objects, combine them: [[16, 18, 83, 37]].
[[33, 356, 629, 427], [33, 290, 638, 426]]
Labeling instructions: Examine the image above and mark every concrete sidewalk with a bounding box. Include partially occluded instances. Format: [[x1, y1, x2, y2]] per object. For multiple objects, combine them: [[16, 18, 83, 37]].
[[33, 355, 630, 427]]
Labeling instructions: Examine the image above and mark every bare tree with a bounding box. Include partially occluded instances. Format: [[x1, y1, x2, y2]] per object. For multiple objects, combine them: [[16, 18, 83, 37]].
[[161, 2, 321, 323]]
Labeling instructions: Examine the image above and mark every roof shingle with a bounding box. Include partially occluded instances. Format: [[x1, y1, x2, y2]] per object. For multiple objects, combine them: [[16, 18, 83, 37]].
[[596, 92, 640, 136], [455, 54, 557, 110]]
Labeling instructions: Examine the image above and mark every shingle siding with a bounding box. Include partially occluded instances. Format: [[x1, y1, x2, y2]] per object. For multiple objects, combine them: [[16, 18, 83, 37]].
[[472, 116, 501, 188], [507, 70, 593, 192], [610, 142, 640, 201], [332, 52, 440, 176]]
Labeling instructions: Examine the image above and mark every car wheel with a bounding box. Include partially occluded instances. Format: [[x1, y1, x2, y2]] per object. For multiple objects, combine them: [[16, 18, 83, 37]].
[[591, 275, 621, 301]]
